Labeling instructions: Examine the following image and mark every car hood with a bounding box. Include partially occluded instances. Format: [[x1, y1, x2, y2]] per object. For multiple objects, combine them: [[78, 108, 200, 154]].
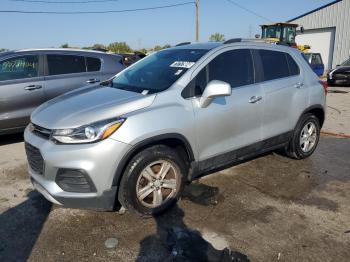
[[31, 85, 156, 129]]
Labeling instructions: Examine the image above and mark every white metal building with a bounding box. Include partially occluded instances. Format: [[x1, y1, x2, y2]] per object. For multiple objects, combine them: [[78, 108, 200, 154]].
[[288, 0, 350, 70]]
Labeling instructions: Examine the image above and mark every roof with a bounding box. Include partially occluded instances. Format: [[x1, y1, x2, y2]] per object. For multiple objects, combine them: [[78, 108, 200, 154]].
[[288, 0, 342, 22], [16, 48, 105, 53], [260, 22, 298, 27], [172, 42, 222, 50]]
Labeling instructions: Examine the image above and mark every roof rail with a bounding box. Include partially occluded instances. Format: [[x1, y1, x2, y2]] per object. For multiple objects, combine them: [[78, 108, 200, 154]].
[[175, 42, 191, 46], [223, 38, 242, 44]]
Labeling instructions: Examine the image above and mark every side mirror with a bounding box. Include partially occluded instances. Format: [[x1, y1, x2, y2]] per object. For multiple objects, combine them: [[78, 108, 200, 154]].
[[199, 80, 231, 108]]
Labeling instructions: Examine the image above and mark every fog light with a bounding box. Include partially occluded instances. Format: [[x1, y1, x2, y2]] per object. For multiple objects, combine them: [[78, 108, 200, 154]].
[[56, 169, 97, 193]]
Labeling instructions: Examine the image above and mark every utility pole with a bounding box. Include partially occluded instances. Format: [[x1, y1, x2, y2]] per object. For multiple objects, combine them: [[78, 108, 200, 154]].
[[196, 0, 200, 42]]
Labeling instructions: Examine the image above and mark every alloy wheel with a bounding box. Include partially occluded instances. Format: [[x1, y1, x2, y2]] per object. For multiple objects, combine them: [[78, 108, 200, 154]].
[[136, 160, 180, 208]]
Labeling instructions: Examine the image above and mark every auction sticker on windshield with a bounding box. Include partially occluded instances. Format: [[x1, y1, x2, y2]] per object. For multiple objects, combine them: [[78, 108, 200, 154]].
[[170, 61, 195, 69]]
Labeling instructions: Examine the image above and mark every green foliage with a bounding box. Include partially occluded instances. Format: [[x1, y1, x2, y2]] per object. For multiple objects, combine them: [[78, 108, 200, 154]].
[[209, 33, 225, 42], [108, 42, 132, 54], [153, 44, 171, 52], [138, 48, 148, 54], [153, 45, 162, 52], [60, 43, 69, 48], [0, 48, 7, 52]]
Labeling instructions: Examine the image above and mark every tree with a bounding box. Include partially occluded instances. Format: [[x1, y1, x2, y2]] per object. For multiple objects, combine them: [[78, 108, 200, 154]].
[[153, 45, 162, 52], [108, 42, 132, 54], [138, 48, 148, 54], [209, 33, 225, 42], [60, 43, 69, 48], [162, 44, 171, 49], [0, 48, 7, 52]]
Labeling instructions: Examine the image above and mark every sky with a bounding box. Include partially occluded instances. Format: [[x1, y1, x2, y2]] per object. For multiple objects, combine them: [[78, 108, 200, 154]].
[[0, 0, 335, 50]]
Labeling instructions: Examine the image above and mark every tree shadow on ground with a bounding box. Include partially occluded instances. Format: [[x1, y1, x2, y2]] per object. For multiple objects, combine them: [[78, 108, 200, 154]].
[[137, 183, 250, 262], [0, 191, 52, 261]]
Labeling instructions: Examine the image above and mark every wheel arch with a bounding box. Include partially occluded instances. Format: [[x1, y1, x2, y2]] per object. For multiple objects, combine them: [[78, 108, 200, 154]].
[[297, 104, 325, 128], [112, 133, 195, 188]]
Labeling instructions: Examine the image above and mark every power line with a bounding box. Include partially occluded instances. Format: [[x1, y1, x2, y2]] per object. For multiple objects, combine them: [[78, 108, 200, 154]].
[[0, 1, 195, 14], [10, 0, 121, 3], [225, 0, 273, 23]]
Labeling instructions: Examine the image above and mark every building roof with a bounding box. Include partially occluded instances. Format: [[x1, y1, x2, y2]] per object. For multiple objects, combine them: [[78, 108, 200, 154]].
[[288, 0, 342, 22]]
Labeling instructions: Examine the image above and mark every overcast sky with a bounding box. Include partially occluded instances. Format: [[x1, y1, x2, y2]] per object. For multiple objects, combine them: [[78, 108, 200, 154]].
[[0, 0, 334, 49]]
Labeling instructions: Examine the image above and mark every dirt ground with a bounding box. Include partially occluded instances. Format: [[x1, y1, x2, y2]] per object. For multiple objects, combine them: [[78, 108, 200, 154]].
[[0, 86, 349, 262]]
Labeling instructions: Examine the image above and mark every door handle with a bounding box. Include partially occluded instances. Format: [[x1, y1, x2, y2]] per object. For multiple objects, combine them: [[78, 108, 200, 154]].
[[249, 96, 262, 103], [86, 79, 100, 84], [294, 82, 304, 89], [24, 85, 42, 91]]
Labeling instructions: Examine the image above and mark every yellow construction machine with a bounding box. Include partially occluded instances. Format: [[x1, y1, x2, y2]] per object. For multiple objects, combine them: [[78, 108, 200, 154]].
[[260, 22, 310, 52]]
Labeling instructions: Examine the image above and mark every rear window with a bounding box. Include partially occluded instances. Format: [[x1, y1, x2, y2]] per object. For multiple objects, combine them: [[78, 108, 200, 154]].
[[286, 53, 300, 76], [311, 54, 322, 65], [47, 55, 86, 76], [259, 50, 290, 81], [86, 57, 101, 72]]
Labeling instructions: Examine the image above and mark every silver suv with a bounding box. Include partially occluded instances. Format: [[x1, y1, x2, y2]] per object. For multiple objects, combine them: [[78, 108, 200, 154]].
[[0, 49, 125, 135], [24, 40, 326, 216]]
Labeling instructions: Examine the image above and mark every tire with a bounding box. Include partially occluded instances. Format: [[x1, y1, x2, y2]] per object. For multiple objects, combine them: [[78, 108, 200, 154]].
[[118, 145, 186, 217], [285, 113, 320, 160], [327, 78, 335, 86]]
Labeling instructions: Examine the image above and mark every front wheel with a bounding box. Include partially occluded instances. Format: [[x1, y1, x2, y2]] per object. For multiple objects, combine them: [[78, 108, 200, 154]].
[[118, 145, 186, 217], [285, 113, 320, 159]]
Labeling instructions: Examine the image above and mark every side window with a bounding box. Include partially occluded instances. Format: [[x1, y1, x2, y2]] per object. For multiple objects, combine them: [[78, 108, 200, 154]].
[[259, 50, 289, 81], [182, 49, 254, 98], [208, 49, 254, 88], [311, 54, 322, 65], [0, 55, 39, 81], [286, 53, 300, 76], [86, 57, 101, 72], [47, 55, 86, 76]]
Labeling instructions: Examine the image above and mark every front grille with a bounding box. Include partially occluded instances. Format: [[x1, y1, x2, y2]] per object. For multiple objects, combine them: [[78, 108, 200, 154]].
[[32, 123, 51, 139], [25, 143, 44, 174]]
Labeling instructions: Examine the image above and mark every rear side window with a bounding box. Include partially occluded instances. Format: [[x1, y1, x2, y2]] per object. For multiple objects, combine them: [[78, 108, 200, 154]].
[[86, 57, 101, 72], [286, 54, 300, 76], [0, 55, 39, 81], [259, 50, 290, 81], [47, 55, 86, 76]]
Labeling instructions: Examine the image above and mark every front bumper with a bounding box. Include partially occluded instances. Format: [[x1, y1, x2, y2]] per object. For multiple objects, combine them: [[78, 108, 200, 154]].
[[24, 126, 131, 211]]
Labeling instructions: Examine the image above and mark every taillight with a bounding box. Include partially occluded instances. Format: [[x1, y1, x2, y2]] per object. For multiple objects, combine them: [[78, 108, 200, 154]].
[[319, 80, 328, 95]]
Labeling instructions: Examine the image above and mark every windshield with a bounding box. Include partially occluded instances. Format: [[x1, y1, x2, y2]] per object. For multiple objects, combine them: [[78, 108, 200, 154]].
[[262, 26, 282, 39], [111, 48, 208, 94]]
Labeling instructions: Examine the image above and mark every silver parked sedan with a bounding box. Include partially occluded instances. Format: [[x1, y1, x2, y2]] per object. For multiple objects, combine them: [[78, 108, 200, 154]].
[[0, 48, 125, 135]]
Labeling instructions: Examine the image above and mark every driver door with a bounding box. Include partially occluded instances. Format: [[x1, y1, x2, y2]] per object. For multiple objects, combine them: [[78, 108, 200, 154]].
[[188, 49, 263, 171]]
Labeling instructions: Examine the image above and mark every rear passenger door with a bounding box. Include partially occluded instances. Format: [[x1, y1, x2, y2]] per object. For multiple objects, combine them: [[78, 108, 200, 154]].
[[189, 49, 263, 163], [257, 49, 307, 141], [43, 54, 102, 100]]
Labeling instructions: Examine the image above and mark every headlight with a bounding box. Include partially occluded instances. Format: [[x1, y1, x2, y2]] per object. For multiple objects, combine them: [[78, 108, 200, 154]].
[[52, 118, 125, 144]]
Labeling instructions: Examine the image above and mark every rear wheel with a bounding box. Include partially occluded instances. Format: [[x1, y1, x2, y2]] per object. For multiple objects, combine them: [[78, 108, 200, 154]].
[[118, 145, 186, 217], [285, 113, 320, 159]]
